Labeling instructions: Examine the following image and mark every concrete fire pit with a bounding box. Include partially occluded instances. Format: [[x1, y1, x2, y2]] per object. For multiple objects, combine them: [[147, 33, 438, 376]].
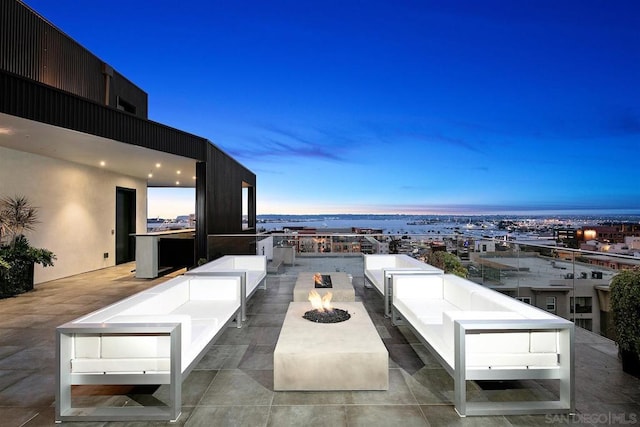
[[274, 302, 388, 391], [292, 272, 355, 302]]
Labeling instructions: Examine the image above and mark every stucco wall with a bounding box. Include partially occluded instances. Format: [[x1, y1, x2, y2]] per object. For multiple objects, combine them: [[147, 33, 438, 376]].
[[0, 146, 147, 284]]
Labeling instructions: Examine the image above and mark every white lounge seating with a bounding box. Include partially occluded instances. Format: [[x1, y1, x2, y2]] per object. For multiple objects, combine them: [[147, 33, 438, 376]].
[[56, 274, 242, 422], [363, 254, 443, 316], [186, 255, 267, 322], [391, 273, 575, 417]]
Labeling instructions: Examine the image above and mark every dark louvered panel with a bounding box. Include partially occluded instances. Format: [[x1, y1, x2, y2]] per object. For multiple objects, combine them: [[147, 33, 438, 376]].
[[1, 70, 206, 160], [2, 1, 148, 118], [2, 1, 102, 102]]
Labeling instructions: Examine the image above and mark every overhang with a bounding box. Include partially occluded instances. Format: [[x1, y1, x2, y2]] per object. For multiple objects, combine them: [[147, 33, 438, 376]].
[[0, 70, 207, 187], [0, 112, 197, 187]]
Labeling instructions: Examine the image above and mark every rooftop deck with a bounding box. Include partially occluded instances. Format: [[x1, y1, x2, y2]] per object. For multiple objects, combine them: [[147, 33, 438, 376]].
[[1, 256, 639, 426]]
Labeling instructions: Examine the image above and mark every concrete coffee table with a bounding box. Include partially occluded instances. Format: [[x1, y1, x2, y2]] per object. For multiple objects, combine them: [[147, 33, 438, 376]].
[[293, 272, 355, 302], [274, 302, 388, 391]]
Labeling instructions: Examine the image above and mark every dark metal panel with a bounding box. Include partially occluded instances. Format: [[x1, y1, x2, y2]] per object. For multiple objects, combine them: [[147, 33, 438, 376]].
[[205, 142, 257, 256], [111, 70, 148, 119], [2, 1, 102, 102], [195, 161, 208, 261], [0, 70, 207, 160], [2, 1, 147, 118]]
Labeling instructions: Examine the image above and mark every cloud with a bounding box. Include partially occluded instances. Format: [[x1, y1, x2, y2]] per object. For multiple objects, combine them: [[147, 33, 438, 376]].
[[224, 124, 352, 162], [420, 133, 485, 154], [360, 119, 487, 154]]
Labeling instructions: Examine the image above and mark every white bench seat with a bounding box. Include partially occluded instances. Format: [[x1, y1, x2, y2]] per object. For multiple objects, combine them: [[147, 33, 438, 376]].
[[186, 255, 267, 323], [363, 254, 443, 317], [391, 273, 575, 417], [56, 274, 242, 422]]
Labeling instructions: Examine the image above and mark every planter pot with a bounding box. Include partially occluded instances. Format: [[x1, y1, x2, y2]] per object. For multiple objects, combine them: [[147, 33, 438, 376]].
[[621, 349, 640, 378], [0, 262, 35, 298]]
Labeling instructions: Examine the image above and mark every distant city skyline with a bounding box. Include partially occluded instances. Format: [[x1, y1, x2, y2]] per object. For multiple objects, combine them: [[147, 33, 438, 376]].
[[24, 0, 640, 217]]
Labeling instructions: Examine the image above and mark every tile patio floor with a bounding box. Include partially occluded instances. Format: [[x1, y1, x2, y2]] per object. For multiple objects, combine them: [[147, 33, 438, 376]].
[[0, 256, 639, 426]]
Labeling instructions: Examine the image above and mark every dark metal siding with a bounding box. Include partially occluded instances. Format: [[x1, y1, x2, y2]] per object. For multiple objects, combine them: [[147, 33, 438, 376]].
[[1, 0, 147, 118], [209, 146, 257, 234], [0, 70, 206, 160], [111, 70, 148, 118], [205, 144, 258, 257]]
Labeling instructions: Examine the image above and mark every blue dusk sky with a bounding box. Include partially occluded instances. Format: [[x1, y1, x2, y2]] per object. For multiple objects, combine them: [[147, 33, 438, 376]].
[[24, 0, 640, 217]]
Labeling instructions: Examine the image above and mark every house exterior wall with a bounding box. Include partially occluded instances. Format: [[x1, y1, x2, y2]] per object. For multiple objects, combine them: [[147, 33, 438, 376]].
[[474, 239, 496, 253], [0, 146, 147, 284]]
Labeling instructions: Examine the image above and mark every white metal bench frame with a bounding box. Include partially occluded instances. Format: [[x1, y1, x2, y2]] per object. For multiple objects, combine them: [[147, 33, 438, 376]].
[[55, 309, 237, 422], [393, 302, 575, 416]]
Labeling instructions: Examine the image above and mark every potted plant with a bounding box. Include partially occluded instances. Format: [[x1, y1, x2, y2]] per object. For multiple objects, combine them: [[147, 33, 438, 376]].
[[610, 268, 640, 377], [0, 195, 56, 298]]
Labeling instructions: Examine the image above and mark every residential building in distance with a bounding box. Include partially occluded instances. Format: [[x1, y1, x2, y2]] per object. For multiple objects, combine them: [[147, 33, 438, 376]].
[[577, 222, 640, 244]]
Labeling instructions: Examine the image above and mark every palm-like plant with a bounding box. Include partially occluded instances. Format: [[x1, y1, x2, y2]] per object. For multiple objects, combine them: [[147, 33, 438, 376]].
[[0, 195, 55, 297], [0, 195, 39, 247]]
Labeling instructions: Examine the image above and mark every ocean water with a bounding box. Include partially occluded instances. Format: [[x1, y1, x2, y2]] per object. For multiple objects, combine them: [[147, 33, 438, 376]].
[[258, 216, 456, 235], [256, 213, 640, 236]]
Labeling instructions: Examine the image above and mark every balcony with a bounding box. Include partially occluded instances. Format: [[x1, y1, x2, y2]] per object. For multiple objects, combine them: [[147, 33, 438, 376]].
[[1, 234, 639, 425]]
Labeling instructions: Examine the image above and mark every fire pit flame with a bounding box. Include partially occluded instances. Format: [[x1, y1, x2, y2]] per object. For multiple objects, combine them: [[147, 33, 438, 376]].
[[308, 289, 332, 312], [304, 289, 351, 323]]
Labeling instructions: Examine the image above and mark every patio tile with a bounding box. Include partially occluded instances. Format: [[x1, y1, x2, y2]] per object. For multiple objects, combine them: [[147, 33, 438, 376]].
[[272, 389, 351, 405], [198, 369, 273, 406], [0, 369, 31, 391], [348, 369, 417, 405], [153, 370, 218, 407], [186, 405, 269, 427], [386, 343, 426, 374], [0, 258, 638, 425], [238, 344, 275, 370], [249, 326, 282, 346], [346, 404, 429, 426], [0, 407, 41, 426], [246, 313, 287, 327], [268, 405, 347, 426], [0, 345, 56, 370], [195, 345, 249, 370], [0, 371, 55, 407], [420, 404, 512, 426]]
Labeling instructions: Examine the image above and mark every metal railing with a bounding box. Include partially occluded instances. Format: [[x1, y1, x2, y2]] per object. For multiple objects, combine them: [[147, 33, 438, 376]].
[[206, 231, 640, 340]]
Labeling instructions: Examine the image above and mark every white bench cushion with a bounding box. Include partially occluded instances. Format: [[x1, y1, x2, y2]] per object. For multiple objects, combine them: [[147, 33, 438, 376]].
[[119, 283, 189, 316]]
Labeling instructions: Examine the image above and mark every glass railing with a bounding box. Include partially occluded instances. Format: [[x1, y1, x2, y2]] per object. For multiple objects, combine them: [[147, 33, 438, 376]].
[[206, 231, 640, 340]]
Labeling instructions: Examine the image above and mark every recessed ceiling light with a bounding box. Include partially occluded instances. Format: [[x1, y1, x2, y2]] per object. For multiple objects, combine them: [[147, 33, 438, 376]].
[[0, 127, 13, 135], [177, 170, 181, 175], [148, 173, 153, 178], [192, 176, 196, 180], [99, 161, 106, 167], [155, 163, 161, 168], [176, 181, 180, 185]]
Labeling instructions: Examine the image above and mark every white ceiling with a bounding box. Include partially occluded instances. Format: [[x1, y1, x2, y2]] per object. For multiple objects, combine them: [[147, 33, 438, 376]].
[[0, 112, 198, 188]]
